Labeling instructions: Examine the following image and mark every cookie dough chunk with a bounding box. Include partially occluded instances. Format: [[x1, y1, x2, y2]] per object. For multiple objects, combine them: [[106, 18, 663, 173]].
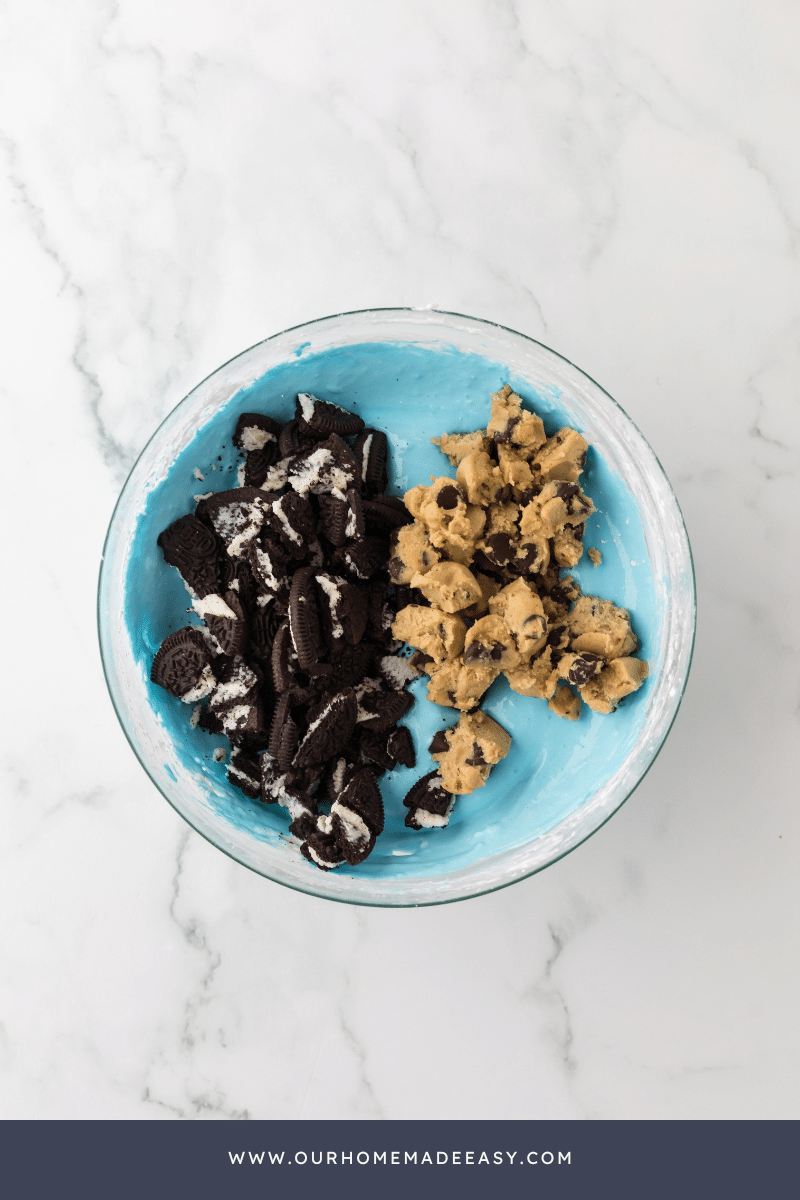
[[437, 504, 486, 565], [388, 523, 441, 585], [456, 450, 503, 506], [531, 427, 588, 484], [432, 429, 491, 466], [391, 605, 467, 663], [588, 546, 602, 567], [519, 481, 595, 540], [430, 710, 512, 795], [487, 385, 546, 458], [461, 571, 501, 619], [409, 561, 483, 613], [568, 596, 638, 659], [496, 444, 534, 495], [580, 657, 649, 714], [504, 646, 560, 700], [549, 684, 581, 721], [426, 659, 499, 710], [541, 574, 581, 623], [406, 477, 466, 527], [464, 614, 521, 670], [551, 524, 585, 568], [407, 478, 484, 564], [488, 579, 548, 661]]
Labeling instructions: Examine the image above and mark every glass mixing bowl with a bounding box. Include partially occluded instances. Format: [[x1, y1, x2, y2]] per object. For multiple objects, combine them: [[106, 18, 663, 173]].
[[98, 309, 695, 906]]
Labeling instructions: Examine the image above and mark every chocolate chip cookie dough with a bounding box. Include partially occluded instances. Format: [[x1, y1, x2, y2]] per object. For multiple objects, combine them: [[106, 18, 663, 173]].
[[394, 384, 649, 826]]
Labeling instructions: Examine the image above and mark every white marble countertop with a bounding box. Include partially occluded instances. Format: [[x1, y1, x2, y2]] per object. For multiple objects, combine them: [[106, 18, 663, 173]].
[[1, 0, 798, 1121]]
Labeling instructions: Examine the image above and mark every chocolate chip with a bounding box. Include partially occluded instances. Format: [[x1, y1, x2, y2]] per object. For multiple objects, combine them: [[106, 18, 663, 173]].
[[555, 482, 579, 501], [388, 556, 405, 582], [464, 741, 487, 767], [493, 416, 520, 444], [485, 532, 515, 566], [568, 653, 603, 686], [428, 730, 450, 754], [464, 641, 487, 663], [436, 484, 460, 510]]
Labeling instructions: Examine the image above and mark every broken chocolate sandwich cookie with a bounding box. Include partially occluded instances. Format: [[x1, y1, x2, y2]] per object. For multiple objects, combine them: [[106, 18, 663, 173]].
[[150, 392, 418, 872]]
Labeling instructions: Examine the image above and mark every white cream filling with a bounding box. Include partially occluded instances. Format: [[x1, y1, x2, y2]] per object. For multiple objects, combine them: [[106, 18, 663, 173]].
[[256, 593, 271, 608], [259, 458, 291, 491], [237, 462, 247, 486], [343, 548, 368, 578], [360, 433, 373, 483], [289, 447, 334, 495], [180, 664, 216, 703], [210, 662, 257, 705], [193, 491, 213, 502], [228, 754, 257, 784], [317, 813, 334, 835], [331, 758, 348, 796], [214, 499, 267, 558], [307, 845, 344, 869], [189, 704, 202, 728], [228, 518, 263, 559], [315, 574, 344, 639], [219, 704, 251, 732], [273, 498, 303, 544], [331, 801, 370, 846], [354, 678, 381, 722], [240, 426, 276, 452], [212, 747, 226, 763], [192, 593, 237, 620], [193, 467, 205, 481], [379, 654, 420, 689], [345, 505, 359, 538], [298, 393, 317, 423], [412, 801, 454, 828], [252, 545, 281, 592]]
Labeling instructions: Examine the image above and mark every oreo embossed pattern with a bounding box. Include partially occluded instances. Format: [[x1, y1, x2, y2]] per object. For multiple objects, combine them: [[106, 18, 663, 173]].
[[99, 310, 695, 905]]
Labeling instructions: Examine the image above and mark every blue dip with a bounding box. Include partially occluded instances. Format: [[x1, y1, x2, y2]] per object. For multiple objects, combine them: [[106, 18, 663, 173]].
[[125, 341, 655, 880]]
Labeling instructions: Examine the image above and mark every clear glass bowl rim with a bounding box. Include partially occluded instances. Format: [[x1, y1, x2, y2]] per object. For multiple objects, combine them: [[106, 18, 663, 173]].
[[98, 307, 696, 907]]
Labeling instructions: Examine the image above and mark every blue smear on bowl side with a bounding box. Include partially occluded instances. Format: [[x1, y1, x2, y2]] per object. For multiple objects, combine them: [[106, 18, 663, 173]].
[[125, 342, 656, 880]]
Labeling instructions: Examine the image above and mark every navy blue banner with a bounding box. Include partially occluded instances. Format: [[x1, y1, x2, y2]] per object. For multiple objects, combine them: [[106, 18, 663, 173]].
[[0, 1119, 794, 1199]]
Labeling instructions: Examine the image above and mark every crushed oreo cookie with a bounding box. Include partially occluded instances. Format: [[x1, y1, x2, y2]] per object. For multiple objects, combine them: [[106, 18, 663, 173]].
[[151, 392, 419, 872]]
